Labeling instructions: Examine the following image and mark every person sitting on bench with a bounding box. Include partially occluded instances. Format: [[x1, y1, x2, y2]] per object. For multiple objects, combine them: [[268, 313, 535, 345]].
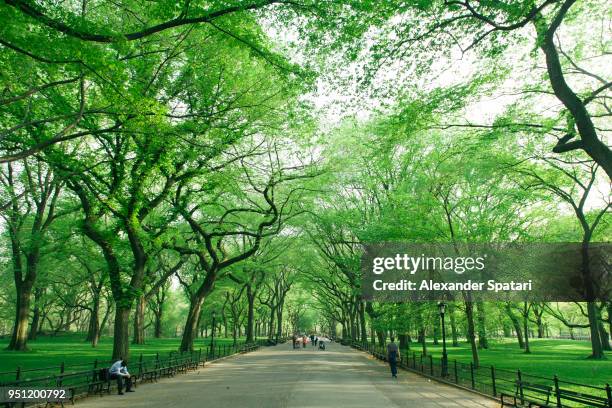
[[109, 358, 134, 395]]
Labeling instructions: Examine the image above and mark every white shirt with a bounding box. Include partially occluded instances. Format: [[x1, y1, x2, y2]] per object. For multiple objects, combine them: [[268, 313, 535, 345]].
[[109, 360, 129, 376]]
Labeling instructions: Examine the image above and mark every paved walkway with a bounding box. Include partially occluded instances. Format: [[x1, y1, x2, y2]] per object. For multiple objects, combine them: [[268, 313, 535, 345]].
[[75, 342, 496, 408]]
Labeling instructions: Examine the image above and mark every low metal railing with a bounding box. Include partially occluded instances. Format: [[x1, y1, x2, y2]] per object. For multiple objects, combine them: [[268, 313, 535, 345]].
[[352, 341, 611, 408]]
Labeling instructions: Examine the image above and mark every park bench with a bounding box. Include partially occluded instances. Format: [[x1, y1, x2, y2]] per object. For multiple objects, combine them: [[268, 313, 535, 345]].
[[500, 381, 552, 407], [556, 388, 610, 408], [157, 358, 184, 377], [172, 357, 192, 374], [135, 361, 160, 383], [187, 358, 200, 370], [51, 370, 98, 406], [154, 361, 173, 378], [175, 358, 190, 374], [87, 368, 111, 397], [180, 355, 199, 372]]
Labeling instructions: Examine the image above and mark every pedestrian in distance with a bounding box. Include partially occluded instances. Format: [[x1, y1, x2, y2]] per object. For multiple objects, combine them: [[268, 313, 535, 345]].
[[292, 334, 297, 349], [387, 337, 400, 379], [302, 335, 307, 348]]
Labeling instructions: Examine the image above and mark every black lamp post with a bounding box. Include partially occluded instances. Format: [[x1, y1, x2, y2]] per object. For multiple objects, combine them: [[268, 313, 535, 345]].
[[210, 310, 217, 359], [438, 302, 448, 377]]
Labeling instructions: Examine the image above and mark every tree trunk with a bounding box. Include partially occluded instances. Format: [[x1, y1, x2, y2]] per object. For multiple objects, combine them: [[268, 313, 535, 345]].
[[476, 301, 488, 349], [449, 306, 459, 346], [465, 298, 480, 367], [399, 333, 408, 350], [246, 285, 255, 343], [232, 322, 238, 345], [99, 300, 112, 336], [112, 307, 131, 360], [419, 327, 427, 356], [347, 307, 356, 341], [359, 302, 367, 342], [369, 324, 375, 345], [536, 312, 545, 339], [433, 314, 440, 345], [86, 295, 101, 347], [8, 287, 32, 350], [581, 238, 604, 358], [586, 301, 603, 358], [268, 307, 275, 340], [597, 319, 611, 351], [523, 302, 531, 354], [154, 307, 163, 338], [132, 295, 145, 345], [180, 298, 203, 352], [505, 303, 525, 349], [28, 288, 43, 341], [275, 302, 283, 342]]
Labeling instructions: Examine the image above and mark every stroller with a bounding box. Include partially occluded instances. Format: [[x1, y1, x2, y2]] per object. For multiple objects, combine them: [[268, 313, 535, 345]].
[[318, 341, 326, 350]]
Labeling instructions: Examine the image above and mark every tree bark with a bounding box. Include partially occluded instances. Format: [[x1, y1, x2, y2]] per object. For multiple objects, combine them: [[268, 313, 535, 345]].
[[154, 307, 163, 338], [359, 302, 367, 343], [449, 305, 459, 346], [112, 307, 131, 360], [132, 295, 145, 344], [399, 333, 408, 350], [86, 295, 101, 347], [28, 288, 43, 341], [505, 303, 525, 349], [523, 302, 531, 354], [476, 301, 488, 349], [433, 313, 440, 345], [597, 318, 611, 351], [275, 300, 284, 342], [9, 288, 32, 350], [465, 298, 480, 367], [246, 284, 255, 343], [580, 236, 604, 358], [419, 327, 427, 356], [180, 297, 204, 352]]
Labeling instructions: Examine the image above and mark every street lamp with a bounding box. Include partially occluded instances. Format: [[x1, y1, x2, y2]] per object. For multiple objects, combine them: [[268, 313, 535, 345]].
[[210, 310, 217, 359], [438, 302, 448, 377]]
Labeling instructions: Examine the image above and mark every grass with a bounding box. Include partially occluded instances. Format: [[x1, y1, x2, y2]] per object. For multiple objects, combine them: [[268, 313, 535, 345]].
[[402, 338, 612, 387], [0, 332, 249, 382]]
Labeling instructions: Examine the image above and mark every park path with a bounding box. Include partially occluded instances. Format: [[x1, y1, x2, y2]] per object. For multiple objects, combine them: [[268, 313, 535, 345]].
[[75, 342, 496, 408]]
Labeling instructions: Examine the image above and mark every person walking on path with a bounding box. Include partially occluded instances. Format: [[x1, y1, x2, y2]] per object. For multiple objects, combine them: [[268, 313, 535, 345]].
[[292, 334, 297, 349], [386, 337, 400, 378], [302, 335, 308, 348]]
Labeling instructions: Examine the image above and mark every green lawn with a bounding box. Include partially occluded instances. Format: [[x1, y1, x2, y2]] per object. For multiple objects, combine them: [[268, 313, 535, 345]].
[[402, 338, 612, 387], [0, 333, 250, 382]]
